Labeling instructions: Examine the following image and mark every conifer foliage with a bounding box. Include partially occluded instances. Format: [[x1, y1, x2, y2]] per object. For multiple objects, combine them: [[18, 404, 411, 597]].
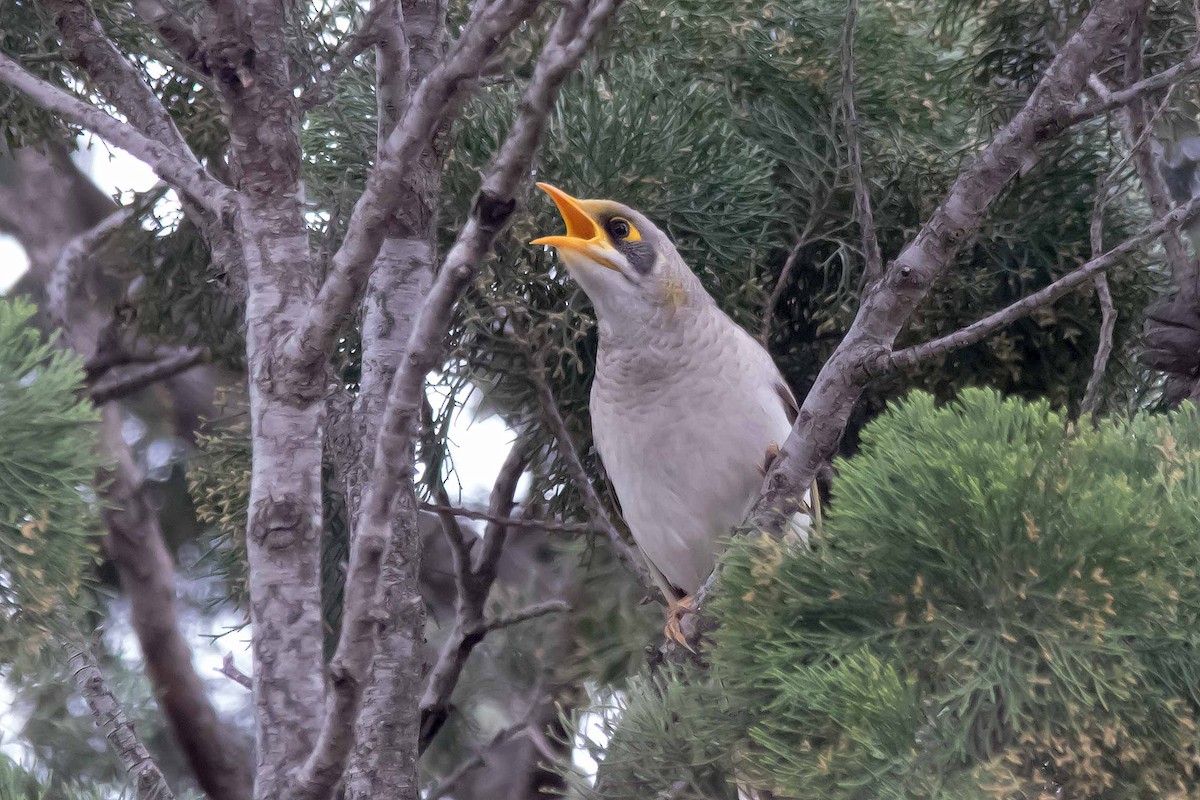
[[0, 298, 100, 656], [589, 390, 1200, 799]]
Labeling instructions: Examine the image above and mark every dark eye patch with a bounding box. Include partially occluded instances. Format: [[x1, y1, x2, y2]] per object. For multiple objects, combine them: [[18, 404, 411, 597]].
[[622, 241, 656, 274]]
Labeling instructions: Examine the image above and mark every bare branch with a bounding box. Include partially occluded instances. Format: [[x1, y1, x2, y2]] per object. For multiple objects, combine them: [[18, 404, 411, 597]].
[[420, 442, 530, 751], [47, 0, 200, 159], [424, 715, 535, 800], [66, 643, 178, 800], [839, 0, 883, 286], [284, 0, 544, 367], [419, 501, 595, 534], [526, 354, 660, 598], [749, 0, 1146, 534], [293, 6, 621, 790], [216, 653, 254, 690], [1081, 273, 1117, 415], [882, 192, 1200, 374], [90, 347, 207, 404], [485, 599, 570, 632], [0, 55, 232, 213], [300, 0, 399, 112], [1062, 50, 1200, 129], [760, 235, 808, 345], [1081, 177, 1119, 415]]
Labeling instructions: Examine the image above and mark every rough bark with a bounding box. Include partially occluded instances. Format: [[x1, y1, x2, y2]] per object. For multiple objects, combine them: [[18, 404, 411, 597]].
[[749, 0, 1147, 532], [67, 645, 178, 800], [210, 4, 328, 797], [343, 0, 447, 796], [0, 147, 250, 800]]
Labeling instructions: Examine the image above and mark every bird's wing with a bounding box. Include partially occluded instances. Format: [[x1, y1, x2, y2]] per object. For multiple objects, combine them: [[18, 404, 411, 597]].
[[773, 379, 799, 425]]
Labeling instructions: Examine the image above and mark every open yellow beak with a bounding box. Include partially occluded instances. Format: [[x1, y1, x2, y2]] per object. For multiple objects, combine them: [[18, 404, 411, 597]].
[[530, 182, 620, 271]]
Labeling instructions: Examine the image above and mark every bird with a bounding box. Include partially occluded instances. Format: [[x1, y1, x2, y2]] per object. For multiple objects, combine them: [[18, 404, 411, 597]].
[[530, 182, 814, 641]]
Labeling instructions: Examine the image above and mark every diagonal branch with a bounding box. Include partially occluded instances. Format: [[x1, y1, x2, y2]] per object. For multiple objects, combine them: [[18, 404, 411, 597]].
[[748, 0, 1146, 534], [293, 4, 622, 792], [283, 0, 543, 368], [66, 643, 178, 800], [89, 347, 207, 404], [420, 442, 531, 751], [839, 0, 883, 286], [1061, 50, 1200, 130], [47, 0, 201, 160], [0, 55, 232, 213], [879, 192, 1200, 375]]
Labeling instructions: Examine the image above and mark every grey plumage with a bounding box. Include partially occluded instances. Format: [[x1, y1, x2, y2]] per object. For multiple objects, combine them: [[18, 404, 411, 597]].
[[531, 183, 808, 600]]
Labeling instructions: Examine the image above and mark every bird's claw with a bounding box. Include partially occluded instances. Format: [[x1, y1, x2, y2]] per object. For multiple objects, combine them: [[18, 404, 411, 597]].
[[663, 594, 697, 650], [760, 443, 783, 476]]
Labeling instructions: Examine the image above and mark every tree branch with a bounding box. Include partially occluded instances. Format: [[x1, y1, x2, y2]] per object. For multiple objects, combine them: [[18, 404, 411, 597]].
[[424, 709, 538, 800], [839, 0, 883, 286], [882, 192, 1200, 374], [299, 0, 399, 112], [1062, 50, 1200, 129], [485, 599, 570, 632], [419, 501, 595, 534], [66, 643, 178, 800], [283, 0, 543, 368], [748, 0, 1146, 536], [1081, 178, 1118, 415], [0, 55, 232, 213], [89, 347, 207, 404], [291, 5, 621, 791], [217, 653, 254, 690], [47, 0, 201, 160], [420, 442, 530, 751]]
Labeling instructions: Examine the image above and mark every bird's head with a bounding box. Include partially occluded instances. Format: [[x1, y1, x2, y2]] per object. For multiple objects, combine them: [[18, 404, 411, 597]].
[[530, 183, 705, 325]]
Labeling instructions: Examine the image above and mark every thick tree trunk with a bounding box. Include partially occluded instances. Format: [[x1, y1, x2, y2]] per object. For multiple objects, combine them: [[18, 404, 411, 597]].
[[211, 2, 329, 793], [344, 2, 447, 795]]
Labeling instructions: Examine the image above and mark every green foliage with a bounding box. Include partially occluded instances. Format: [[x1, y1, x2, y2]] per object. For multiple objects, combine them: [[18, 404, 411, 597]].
[[0, 299, 102, 657], [589, 391, 1200, 798]]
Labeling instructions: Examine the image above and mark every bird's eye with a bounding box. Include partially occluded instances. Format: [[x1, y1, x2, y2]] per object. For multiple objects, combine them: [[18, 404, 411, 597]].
[[607, 217, 631, 240]]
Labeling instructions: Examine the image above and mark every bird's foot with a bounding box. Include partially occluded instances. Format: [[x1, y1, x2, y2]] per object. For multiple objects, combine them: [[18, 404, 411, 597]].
[[759, 443, 783, 476], [663, 594, 697, 649]]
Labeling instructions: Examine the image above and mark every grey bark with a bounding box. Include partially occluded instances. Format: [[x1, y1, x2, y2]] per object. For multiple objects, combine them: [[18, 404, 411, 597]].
[[750, 0, 1148, 532], [0, 147, 251, 800], [67, 645, 178, 800], [209, 4, 328, 797], [343, 2, 448, 796]]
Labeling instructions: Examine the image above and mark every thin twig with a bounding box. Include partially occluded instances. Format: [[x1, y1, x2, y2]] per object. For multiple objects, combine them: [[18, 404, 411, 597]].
[[880, 192, 1200, 375], [839, 0, 883, 286], [484, 599, 570, 632], [1081, 178, 1118, 415], [66, 643, 178, 800], [217, 653, 253, 691], [760, 235, 808, 346], [419, 501, 595, 534], [1061, 50, 1200, 129], [90, 347, 207, 405]]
